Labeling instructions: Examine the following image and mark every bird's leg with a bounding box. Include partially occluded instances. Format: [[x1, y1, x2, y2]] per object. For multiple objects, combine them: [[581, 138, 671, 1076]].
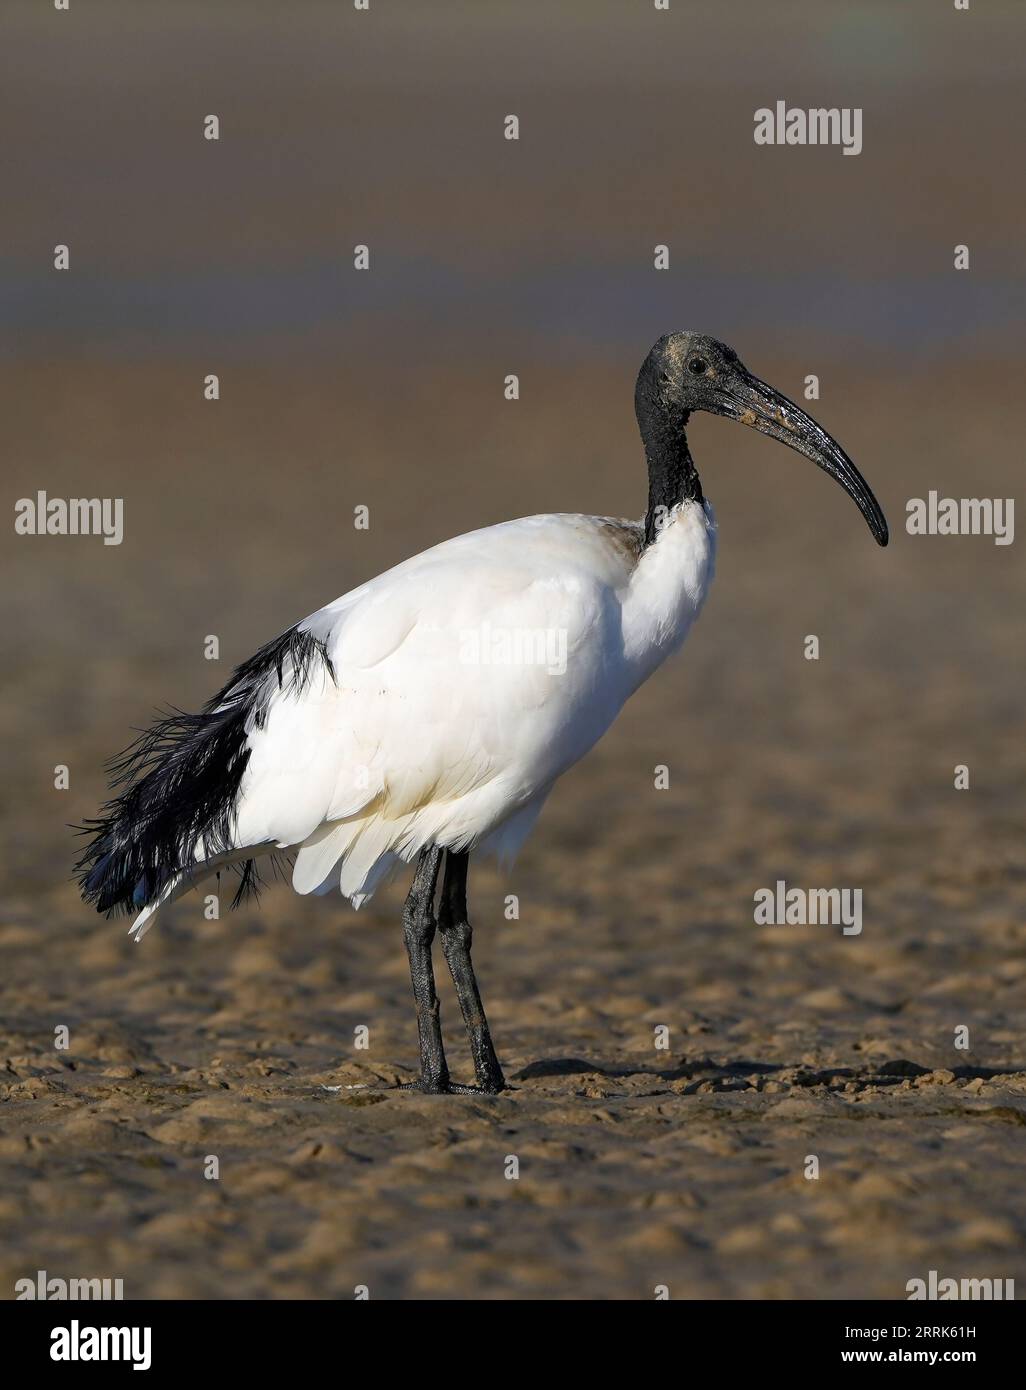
[[437, 849, 506, 1094], [401, 846, 450, 1094]]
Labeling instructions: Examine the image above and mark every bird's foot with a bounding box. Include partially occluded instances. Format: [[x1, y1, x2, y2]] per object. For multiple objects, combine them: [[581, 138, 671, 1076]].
[[473, 1057, 506, 1095], [398, 1075, 505, 1096]]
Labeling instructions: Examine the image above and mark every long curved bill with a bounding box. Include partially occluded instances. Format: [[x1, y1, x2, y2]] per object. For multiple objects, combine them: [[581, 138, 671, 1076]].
[[721, 372, 889, 546]]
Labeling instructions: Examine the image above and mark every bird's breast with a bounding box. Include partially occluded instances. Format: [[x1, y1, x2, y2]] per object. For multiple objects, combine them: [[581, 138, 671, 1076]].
[[619, 499, 717, 687]]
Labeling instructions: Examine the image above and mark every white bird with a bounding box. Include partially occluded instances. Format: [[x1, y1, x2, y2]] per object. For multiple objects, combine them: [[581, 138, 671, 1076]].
[[77, 332, 888, 1094]]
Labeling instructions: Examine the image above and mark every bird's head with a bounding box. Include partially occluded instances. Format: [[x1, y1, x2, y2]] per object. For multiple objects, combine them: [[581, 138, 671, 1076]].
[[636, 331, 888, 546]]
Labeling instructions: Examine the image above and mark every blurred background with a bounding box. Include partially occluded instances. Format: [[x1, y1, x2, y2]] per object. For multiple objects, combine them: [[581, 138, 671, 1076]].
[[1, 0, 1023, 1301]]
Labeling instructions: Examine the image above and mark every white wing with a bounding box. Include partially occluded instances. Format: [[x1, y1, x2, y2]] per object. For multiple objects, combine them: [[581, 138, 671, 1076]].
[[231, 514, 642, 901]]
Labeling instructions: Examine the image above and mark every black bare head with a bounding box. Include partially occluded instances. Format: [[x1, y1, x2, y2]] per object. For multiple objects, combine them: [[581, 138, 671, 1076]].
[[636, 332, 889, 547]]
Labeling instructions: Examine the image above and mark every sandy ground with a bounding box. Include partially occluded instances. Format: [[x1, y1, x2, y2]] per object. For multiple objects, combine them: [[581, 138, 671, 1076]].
[[2, 354, 1024, 1300]]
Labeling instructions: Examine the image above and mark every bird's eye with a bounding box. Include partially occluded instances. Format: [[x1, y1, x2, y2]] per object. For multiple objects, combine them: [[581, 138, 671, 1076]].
[[687, 356, 708, 376]]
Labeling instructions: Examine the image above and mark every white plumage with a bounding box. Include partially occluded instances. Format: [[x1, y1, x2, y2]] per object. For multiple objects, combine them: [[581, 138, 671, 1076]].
[[130, 501, 716, 939]]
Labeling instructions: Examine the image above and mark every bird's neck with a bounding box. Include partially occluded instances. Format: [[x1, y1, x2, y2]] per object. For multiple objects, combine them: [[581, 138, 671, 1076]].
[[640, 409, 704, 546]]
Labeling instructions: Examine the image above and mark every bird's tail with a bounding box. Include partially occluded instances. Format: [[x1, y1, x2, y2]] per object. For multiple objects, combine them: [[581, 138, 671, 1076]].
[[74, 701, 256, 923], [75, 623, 336, 933]]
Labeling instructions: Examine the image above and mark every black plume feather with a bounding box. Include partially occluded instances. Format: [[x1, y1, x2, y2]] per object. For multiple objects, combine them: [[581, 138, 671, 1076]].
[[74, 625, 334, 917]]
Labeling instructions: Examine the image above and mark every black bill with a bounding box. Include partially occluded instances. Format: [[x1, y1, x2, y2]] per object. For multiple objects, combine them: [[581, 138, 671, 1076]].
[[720, 372, 889, 546]]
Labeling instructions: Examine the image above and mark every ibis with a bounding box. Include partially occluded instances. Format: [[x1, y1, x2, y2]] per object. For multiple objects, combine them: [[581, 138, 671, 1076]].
[[77, 333, 888, 1095]]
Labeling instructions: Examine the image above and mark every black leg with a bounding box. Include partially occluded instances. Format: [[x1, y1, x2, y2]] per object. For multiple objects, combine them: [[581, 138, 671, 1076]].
[[438, 849, 506, 1093], [401, 846, 450, 1093]]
